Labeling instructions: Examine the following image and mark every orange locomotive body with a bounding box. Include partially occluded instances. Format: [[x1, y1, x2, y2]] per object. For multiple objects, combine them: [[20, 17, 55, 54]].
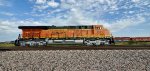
[[21, 25, 111, 39], [15, 25, 114, 46]]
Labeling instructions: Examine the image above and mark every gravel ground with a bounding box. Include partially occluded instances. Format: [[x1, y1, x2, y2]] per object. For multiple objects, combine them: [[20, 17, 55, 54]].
[[0, 50, 150, 71]]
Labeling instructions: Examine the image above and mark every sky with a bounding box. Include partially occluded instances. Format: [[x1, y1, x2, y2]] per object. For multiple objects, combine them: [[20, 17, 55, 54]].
[[0, 0, 150, 41]]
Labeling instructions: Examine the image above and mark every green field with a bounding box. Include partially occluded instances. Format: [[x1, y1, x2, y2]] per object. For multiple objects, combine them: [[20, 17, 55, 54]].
[[115, 41, 150, 46], [0, 43, 15, 47]]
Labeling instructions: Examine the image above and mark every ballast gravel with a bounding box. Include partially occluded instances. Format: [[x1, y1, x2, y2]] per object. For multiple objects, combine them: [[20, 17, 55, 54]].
[[0, 50, 150, 71]]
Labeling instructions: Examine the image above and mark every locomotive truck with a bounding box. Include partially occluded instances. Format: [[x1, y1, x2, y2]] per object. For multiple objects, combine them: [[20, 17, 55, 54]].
[[14, 25, 115, 46]]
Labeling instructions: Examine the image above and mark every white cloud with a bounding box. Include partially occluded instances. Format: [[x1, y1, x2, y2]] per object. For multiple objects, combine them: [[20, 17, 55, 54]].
[[33, 0, 60, 10], [44, 8, 98, 26], [34, 5, 49, 10], [0, 12, 14, 16], [109, 15, 146, 32], [36, 0, 47, 4], [128, 11, 135, 14], [47, 0, 59, 8], [132, 0, 140, 3], [65, 0, 76, 3], [40, 0, 149, 32], [28, 0, 150, 29], [0, 20, 48, 33], [0, 21, 19, 34], [48, 9, 63, 15], [0, 0, 11, 7]]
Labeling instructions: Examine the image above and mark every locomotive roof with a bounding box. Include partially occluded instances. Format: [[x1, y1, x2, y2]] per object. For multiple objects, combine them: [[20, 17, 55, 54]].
[[18, 26, 50, 29], [18, 25, 94, 29]]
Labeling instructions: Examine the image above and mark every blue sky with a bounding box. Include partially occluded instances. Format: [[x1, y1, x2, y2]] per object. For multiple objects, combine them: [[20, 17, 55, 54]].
[[0, 0, 150, 41]]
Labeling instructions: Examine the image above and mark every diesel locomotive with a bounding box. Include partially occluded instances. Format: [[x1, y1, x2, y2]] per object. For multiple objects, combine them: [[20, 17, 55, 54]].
[[14, 25, 115, 46]]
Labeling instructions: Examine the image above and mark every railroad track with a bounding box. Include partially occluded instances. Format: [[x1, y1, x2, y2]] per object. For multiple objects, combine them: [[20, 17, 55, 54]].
[[0, 45, 150, 51]]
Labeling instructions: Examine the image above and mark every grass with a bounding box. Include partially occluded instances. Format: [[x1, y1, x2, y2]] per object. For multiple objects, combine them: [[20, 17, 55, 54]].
[[0, 43, 15, 47], [115, 41, 150, 46]]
